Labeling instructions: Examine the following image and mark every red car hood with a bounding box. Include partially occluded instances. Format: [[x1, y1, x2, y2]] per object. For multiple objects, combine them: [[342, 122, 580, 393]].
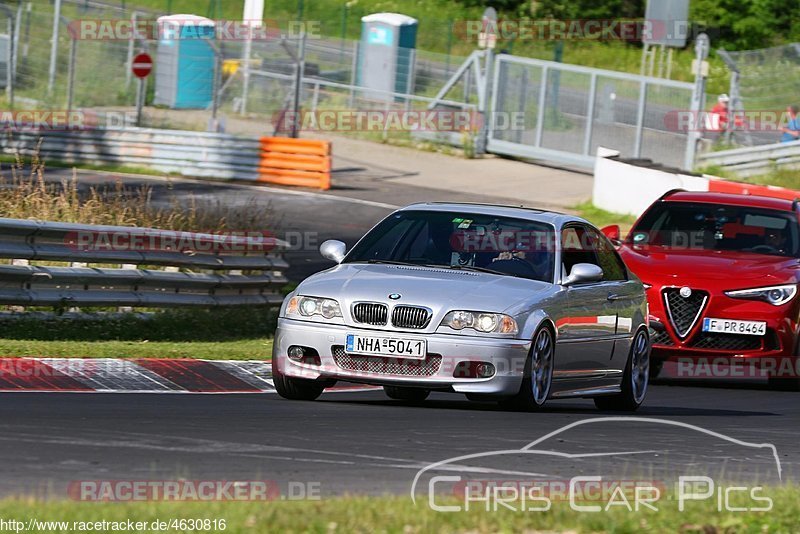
[[619, 245, 800, 286]]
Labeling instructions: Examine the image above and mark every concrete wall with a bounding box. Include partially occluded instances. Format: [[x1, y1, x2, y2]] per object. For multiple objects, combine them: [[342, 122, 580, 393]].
[[593, 147, 800, 217]]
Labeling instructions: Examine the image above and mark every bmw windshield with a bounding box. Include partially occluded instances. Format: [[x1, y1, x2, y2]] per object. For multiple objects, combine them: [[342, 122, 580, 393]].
[[630, 201, 800, 258], [344, 210, 557, 283]]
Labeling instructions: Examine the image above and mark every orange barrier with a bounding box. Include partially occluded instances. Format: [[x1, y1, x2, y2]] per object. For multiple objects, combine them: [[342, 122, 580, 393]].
[[258, 137, 331, 190]]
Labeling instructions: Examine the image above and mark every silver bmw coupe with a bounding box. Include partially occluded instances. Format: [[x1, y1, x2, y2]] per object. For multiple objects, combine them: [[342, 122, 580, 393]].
[[273, 203, 650, 411]]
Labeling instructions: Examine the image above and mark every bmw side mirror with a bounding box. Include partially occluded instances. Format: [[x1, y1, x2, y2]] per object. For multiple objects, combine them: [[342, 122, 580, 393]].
[[563, 263, 604, 286], [320, 240, 347, 263]]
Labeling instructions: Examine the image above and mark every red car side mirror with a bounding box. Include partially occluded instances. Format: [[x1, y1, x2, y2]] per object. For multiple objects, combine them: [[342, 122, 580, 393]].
[[601, 225, 621, 242]]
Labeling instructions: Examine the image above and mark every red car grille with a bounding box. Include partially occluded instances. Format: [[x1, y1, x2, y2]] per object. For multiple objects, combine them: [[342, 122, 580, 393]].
[[663, 288, 708, 338], [689, 332, 763, 351], [651, 329, 674, 346]]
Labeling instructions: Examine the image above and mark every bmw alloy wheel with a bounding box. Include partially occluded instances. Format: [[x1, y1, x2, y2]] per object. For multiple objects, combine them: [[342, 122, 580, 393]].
[[531, 327, 554, 405]]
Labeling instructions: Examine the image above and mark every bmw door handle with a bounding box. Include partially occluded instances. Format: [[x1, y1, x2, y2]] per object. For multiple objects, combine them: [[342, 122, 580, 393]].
[[607, 293, 626, 301]]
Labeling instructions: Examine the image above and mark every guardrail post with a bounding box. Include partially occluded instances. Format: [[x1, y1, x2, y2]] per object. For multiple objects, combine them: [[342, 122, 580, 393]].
[[534, 66, 548, 147], [47, 0, 61, 95], [240, 19, 254, 116], [348, 40, 358, 109], [685, 33, 710, 170], [125, 11, 137, 89], [633, 81, 647, 158], [583, 72, 597, 156], [475, 48, 494, 155], [311, 82, 320, 115], [290, 32, 307, 138], [66, 35, 76, 112]]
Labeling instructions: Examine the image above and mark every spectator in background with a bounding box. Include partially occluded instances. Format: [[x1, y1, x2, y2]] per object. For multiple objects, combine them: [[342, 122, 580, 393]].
[[709, 94, 730, 132], [705, 94, 731, 143], [781, 105, 800, 143]]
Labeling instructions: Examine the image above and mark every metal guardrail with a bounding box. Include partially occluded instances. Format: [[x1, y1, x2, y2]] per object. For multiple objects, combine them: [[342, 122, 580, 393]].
[[697, 140, 800, 177], [0, 128, 263, 182], [0, 218, 289, 309]]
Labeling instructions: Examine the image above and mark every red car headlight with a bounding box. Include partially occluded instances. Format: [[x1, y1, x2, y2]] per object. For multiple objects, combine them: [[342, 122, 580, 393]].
[[725, 284, 797, 306]]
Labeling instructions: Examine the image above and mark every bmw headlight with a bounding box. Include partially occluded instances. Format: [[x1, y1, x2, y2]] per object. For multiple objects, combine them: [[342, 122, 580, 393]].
[[725, 284, 798, 306], [286, 296, 343, 319], [441, 311, 518, 335]]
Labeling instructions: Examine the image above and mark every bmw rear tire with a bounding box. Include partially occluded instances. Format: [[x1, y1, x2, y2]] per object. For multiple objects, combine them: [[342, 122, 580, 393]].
[[594, 328, 650, 412]]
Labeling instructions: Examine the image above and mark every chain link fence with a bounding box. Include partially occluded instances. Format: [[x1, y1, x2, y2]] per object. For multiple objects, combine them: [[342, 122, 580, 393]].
[[718, 43, 800, 147], [1, 0, 700, 171], [489, 55, 696, 169]]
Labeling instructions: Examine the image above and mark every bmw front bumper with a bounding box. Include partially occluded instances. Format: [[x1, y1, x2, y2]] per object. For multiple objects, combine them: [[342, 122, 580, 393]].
[[273, 318, 532, 395]]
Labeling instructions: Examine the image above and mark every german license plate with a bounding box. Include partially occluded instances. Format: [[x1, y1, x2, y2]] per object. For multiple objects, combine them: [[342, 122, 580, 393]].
[[345, 334, 427, 359], [702, 318, 766, 336]]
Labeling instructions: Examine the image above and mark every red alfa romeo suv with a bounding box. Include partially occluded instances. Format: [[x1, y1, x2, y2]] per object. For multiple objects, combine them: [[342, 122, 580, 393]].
[[604, 190, 800, 390]]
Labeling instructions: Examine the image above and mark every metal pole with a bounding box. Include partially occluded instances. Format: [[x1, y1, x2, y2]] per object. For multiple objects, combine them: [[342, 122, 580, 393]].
[[9, 2, 21, 108], [405, 48, 416, 110], [339, 5, 348, 62], [241, 28, 252, 115], [685, 33, 710, 170], [311, 82, 319, 114], [47, 0, 62, 95], [475, 48, 494, 155], [66, 37, 77, 112], [445, 19, 453, 75], [5, 18, 11, 104], [515, 67, 528, 143], [632, 81, 647, 157], [135, 76, 144, 126], [583, 72, 597, 155], [211, 46, 221, 125], [22, 1, 31, 63], [125, 11, 137, 89], [534, 66, 548, 147], [348, 40, 358, 108], [290, 32, 306, 138]]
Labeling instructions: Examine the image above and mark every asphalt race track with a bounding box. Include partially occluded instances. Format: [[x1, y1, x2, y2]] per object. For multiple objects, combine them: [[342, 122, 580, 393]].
[[0, 381, 796, 498]]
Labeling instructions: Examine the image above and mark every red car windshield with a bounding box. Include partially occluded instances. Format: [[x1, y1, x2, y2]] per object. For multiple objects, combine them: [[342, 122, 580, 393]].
[[629, 201, 800, 258]]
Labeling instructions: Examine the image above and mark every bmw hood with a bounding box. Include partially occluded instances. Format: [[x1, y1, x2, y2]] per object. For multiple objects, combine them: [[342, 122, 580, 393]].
[[296, 263, 550, 316]]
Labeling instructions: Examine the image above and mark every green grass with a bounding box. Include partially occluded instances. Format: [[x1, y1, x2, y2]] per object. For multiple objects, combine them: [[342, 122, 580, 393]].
[[0, 339, 271, 360], [0, 488, 797, 532], [699, 165, 800, 192], [574, 200, 637, 230], [741, 168, 800, 191], [0, 309, 277, 359]]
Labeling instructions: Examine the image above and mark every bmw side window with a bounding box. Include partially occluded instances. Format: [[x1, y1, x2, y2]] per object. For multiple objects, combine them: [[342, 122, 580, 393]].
[[561, 226, 601, 280], [586, 227, 627, 281]]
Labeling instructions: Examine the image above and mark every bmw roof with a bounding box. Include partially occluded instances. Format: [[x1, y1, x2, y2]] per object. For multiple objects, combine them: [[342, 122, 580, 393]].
[[398, 202, 589, 227]]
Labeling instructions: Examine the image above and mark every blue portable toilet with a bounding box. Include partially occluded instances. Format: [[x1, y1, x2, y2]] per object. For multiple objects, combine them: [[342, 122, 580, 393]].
[[154, 15, 216, 109], [357, 13, 418, 101]]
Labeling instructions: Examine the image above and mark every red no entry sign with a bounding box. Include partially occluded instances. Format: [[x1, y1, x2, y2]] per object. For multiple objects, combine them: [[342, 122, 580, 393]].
[[132, 53, 153, 78]]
